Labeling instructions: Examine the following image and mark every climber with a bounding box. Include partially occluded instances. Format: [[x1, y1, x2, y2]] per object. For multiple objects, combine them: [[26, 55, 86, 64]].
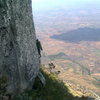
[[36, 39, 43, 57]]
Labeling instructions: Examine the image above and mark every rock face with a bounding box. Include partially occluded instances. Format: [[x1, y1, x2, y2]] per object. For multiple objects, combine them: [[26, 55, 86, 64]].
[[0, 0, 40, 94]]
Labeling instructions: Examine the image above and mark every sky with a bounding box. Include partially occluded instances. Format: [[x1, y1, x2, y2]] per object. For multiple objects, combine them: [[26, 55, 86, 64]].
[[32, 0, 100, 11]]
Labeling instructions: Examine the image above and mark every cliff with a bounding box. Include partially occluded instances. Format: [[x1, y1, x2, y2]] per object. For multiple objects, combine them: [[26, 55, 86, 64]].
[[0, 0, 40, 94]]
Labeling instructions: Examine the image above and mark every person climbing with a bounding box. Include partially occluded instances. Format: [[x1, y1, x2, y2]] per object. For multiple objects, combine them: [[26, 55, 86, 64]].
[[36, 39, 43, 57]]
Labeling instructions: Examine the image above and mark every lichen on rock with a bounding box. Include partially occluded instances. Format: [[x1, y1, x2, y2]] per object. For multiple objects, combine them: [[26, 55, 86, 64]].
[[0, 0, 40, 94]]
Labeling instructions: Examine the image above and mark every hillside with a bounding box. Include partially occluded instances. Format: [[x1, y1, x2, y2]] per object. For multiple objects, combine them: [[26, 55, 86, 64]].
[[34, 7, 100, 96], [5, 68, 96, 100]]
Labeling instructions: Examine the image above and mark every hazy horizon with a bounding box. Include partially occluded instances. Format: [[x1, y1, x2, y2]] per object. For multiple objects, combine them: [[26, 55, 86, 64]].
[[32, 0, 100, 11]]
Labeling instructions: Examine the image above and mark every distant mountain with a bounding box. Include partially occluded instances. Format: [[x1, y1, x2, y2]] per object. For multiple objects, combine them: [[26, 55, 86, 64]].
[[51, 27, 100, 42]]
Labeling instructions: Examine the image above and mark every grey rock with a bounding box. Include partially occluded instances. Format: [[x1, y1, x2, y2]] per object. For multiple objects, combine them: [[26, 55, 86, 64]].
[[0, 0, 40, 94], [0, 96, 9, 100], [38, 72, 46, 86]]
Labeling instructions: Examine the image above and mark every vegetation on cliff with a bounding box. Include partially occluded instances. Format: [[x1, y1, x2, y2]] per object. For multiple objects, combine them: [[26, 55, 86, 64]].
[[10, 69, 92, 100]]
